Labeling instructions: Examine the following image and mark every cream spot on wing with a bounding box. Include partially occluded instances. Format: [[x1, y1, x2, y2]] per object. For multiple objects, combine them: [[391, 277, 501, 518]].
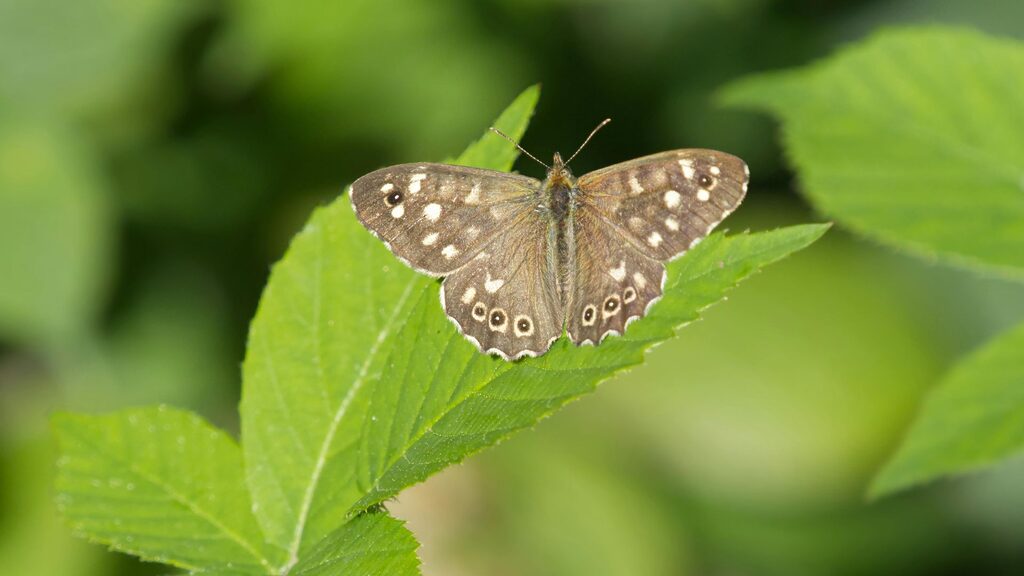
[[465, 183, 481, 204], [461, 287, 477, 304], [647, 231, 663, 248], [628, 216, 645, 232], [628, 176, 644, 194], [424, 203, 442, 221], [381, 182, 394, 193], [633, 272, 647, 289], [689, 237, 703, 249], [697, 189, 711, 202], [409, 173, 426, 194], [466, 226, 480, 239], [650, 170, 668, 188], [422, 232, 439, 246], [742, 181, 749, 192], [665, 217, 680, 231], [484, 273, 505, 293], [390, 204, 405, 218], [710, 166, 721, 176], [664, 190, 681, 209], [609, 260, 626, 282], [678, 159, 695, 179], [442, 244, 459, 259]]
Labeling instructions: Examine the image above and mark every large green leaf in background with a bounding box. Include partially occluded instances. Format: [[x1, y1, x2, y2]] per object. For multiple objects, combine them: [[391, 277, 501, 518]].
[[871, 321, 1024, 497], [722, 27, 1024, 276], [0, 118, 111, 346], [54, 87, 825, 574]]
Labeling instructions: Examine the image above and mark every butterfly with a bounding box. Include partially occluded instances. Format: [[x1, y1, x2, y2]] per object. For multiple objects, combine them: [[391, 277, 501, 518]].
[[349, 120, 748, 360]]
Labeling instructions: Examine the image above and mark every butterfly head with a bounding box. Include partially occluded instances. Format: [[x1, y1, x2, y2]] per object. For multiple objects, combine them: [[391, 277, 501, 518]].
[[548, 152, 576, 184]]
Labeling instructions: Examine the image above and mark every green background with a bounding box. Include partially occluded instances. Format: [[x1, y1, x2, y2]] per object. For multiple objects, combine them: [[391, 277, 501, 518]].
[[2, 0, 1023, 574]]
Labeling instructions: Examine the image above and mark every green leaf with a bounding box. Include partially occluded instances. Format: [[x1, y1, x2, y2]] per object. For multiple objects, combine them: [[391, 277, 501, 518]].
[[449, 84, 539, 169], [53, 406, 285, 574], [240, 79, 829, 562], [350, 222, 830, 512], [240, 86, 541, 559], [721, 27, 1024, 276], [870, 321, 1024, 498], [0, 118, 112, 346], [289, 512, 420, 576]]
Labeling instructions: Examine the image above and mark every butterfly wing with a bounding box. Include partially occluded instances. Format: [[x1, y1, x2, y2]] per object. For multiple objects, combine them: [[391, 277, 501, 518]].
[[564, 205, 666, 345], [565, 149, 747, 345], [350, 163, 541, 275], [576, 149, 748, 261], [441, 210, 563, 360]]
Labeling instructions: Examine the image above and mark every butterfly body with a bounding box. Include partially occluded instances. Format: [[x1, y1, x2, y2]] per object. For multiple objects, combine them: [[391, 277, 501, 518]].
[[350, 148, 748, 360]]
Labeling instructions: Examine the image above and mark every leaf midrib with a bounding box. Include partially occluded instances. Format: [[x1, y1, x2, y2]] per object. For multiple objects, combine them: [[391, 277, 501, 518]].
[[280, 271, 418, 574]]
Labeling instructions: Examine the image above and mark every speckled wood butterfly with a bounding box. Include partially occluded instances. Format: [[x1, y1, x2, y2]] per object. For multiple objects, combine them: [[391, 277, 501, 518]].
[[350, 121, 748, 360]]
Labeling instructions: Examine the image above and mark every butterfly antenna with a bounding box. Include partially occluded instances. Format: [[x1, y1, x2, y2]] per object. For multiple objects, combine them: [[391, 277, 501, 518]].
[[489, 127, 550, 169], [565, 118, 611, 166]]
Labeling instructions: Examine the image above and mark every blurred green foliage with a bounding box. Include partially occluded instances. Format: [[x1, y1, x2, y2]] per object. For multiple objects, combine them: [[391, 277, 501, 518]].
[[2, 0, 1024, 575], [723, 27, 1024, 276]]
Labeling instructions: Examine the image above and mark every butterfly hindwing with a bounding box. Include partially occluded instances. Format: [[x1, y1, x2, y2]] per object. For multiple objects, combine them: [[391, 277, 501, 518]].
[[441, 211, 563, 360], [350, 163, 540, 275], [565, 206, 665, 346], [576, 149, 748, 261]]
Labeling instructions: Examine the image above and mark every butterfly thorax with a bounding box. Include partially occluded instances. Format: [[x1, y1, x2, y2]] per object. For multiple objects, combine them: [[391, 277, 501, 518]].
[[541, 152, 577, 223]]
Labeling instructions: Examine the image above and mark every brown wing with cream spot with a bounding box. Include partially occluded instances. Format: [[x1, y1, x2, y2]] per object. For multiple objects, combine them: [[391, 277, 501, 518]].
[[350, 163, 540, 276], [441, 211, 562, 360], [565, 206, 665, 346], [576, 149, 748, 261]]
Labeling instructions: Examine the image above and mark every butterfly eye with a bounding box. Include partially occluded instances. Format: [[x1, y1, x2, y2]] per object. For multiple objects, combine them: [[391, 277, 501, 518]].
[[472, 303, 487, 322], [385, 190, 404, 206], [698, 173, 714, 188]]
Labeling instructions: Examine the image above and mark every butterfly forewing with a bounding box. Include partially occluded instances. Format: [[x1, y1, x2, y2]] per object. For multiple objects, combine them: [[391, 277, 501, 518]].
[[565, 206, 665, 345], [441, 212, 563, 360], [577, 149, 748, 261], [350, 163, 540, 275]]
